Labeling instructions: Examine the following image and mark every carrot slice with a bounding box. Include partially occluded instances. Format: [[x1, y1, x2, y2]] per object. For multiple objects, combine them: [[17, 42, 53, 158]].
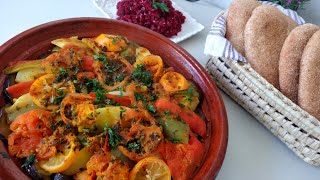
[[90, 92, 131, 107], [105, 94, 131, 106]]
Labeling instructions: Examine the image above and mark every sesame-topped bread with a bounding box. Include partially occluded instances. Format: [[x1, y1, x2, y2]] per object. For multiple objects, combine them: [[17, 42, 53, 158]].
[[226, 0, 261, 56], [279, 24, 319, 103], [244, 5, 297, 89], [298, 30, 320, 120]]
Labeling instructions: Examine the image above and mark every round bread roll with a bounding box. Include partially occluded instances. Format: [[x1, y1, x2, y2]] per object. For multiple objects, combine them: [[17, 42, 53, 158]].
[[226, 0, 260, 56], [279, 24, 319, 103], [298, 30, 320, 120], [244, 5, 297, 89]]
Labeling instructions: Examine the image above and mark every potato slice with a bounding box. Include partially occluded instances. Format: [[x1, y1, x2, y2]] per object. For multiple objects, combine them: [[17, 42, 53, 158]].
[[95, 106, 128, 132], [3, 60, 42, 74], [5, 93, 39, 122], [15, 67, 45, 83], [135, 47, 151, 61], [51, 36, 88, 49]]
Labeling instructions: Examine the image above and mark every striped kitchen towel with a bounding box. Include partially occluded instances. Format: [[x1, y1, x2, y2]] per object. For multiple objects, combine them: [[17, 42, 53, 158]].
[[204, 1, 305, 62]]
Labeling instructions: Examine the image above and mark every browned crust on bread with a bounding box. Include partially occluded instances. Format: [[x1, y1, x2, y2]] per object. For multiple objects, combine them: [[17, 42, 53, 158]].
[[298, 30, 320, 120], [244, 5, 297, 89], [226, 0, 260, 56], [279, 24, 319, 103]]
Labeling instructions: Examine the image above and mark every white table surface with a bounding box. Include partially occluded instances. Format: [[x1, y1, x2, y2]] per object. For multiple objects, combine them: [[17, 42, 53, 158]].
[[1, 0, 320, 179]]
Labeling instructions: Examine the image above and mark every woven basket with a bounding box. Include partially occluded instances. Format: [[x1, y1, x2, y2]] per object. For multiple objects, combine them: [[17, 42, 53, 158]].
[[205, 12, 320, 166]]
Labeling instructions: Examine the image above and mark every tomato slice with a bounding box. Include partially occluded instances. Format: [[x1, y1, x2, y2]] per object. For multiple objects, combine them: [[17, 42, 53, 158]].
[[8, 110, 53, 158], [86, 152, 129, 179], [8, 132, 43, 158], [160, 135, 205, 180], [155, 98, 207, 138], [6, 80, 34, 99], [82, 56, 94, 71], [10, 109, 53, 134], [76, 72, 96, 81]]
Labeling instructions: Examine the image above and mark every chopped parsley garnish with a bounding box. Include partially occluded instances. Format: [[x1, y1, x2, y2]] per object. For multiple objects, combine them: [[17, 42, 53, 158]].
[[84, 78, 104, 92], [65, 123, 72, 129], [120, 107, 126, 119], [127, 141, 141, 151], [21, 154, 36, 168], [112, 36, 124, 44], [116, 74, 124, 82], [134, 92, 146, 102], [104, 61, 124, 74], [134, 92, 157, 114], [169, 139, 180, 144], [149, 94, 158, 101], [50, 124, 56, 130], [152, 0, 169, 13], [93, 54, 109, 63], [50, 121, 64, 130], [117, 86, 124, 97], [93, 89, 120, 107], [146, 104, 157, 114], [164, 110, 171, 115], [77, 135, 89, 147], [94, 89, 107, 104], [131, 64, 153, 87], [186, 87, 194, 101], [105, 128, 121, 147], [83, 78, 121, 107], [0, 152, 10, 159], [72, 66, 80, 73], [54, 68, 69, 82], [59, 67, 69, 74], [53, 90, 66, 104]]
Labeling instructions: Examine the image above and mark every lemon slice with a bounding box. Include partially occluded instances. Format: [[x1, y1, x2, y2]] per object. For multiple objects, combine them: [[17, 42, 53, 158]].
[[29, 74, 75, 110], [159, 72, 189, 92], [129, 157, 171, 180], [62, 147, 92, 175], [38, 136, 79, 173], [134, 55, 164, 81]]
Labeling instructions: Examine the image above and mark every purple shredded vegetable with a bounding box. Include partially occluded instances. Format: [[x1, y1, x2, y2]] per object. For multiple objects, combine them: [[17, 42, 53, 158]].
[[116, 0, 186, 37]]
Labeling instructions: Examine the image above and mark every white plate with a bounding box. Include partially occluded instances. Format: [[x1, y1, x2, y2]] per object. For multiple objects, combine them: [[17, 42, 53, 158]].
[[93, 0, 204, 43]]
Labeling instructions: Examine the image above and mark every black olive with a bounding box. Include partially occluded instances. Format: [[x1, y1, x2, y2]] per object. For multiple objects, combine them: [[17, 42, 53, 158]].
[[37, 51, 54, 59], [0, 133, 8, 145], [51, 173, 73, 180], [2, 75, 15, 104], [23, 165, 43, 180]]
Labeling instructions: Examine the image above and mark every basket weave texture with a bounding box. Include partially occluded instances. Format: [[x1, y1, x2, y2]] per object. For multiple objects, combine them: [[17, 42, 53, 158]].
[[205, 13, 320, 166]]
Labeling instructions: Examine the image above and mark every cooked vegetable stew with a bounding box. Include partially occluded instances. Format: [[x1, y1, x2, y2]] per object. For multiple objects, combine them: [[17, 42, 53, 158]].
[[0, 34, 206, 180]]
